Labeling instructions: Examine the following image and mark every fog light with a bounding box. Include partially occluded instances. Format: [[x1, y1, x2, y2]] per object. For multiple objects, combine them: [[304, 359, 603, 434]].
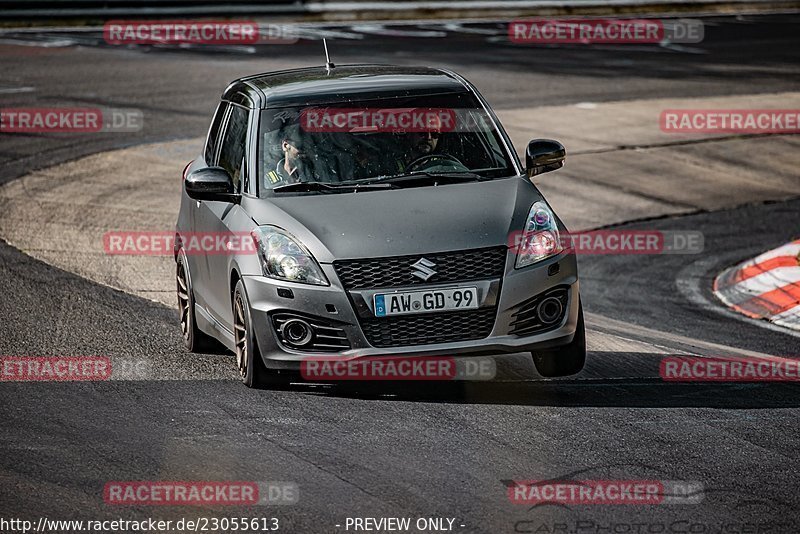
[[282, 318, 313, 347], [537, 296, 564, 325]]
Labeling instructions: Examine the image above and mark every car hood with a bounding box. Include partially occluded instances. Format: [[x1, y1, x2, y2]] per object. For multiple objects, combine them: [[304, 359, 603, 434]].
[[244, 176, 548, 263]]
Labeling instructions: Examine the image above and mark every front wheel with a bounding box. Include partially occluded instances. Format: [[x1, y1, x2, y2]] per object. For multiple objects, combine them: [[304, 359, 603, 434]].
[[532, 301, 586, 377], [232, 280, 288, 389]]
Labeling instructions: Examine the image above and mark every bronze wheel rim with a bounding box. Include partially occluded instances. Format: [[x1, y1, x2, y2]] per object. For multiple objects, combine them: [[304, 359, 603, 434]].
[[234, 291, 248, 379], [176, 261, 190, 342]]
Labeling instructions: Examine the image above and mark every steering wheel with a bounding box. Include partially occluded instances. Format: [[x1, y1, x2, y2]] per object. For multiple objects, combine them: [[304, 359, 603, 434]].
[[405, 153, 468, 173]]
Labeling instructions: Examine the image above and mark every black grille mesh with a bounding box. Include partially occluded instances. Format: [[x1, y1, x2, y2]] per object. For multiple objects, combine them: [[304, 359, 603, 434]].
[[333, 246, 507, 290], [360, 308, 496, 348]]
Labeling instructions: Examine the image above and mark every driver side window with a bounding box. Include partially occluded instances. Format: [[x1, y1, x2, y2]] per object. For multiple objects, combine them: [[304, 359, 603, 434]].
[[217, 105, 249, 193], [204, 102, 227, 165]]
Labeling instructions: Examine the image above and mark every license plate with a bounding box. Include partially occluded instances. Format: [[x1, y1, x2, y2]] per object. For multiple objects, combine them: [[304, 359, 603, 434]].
[[374, 287, 479, 317]]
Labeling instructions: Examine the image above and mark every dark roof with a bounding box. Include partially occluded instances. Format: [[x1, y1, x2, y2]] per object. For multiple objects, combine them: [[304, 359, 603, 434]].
[[221, 64, 471, 109]]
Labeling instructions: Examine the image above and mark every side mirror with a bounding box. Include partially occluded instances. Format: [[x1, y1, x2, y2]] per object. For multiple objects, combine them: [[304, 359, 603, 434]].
[[526, 139, 566, 178], [185, 167, 238, 202]]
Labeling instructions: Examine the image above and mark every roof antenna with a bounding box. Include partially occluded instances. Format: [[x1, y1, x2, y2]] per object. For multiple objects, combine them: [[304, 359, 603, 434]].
[[323, 38, 335, 73]]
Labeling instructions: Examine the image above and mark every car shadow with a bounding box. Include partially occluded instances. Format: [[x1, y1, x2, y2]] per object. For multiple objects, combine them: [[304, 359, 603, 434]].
[[282, 351, 800, 409]]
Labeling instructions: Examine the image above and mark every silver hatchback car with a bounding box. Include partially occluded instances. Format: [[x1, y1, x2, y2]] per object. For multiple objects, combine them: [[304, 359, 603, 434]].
[[175, 64, 585, 388]]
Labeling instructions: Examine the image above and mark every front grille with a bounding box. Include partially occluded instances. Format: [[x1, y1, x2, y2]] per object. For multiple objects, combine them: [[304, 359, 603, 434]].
[[271, 312, 350, 352], [360, 308, 496, 348], [333, 246, 507, 290], [509, 286, 569, 336]]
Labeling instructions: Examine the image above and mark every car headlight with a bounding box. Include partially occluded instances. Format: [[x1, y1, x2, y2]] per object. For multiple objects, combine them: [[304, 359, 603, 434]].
[[251, 226, 328, 285], [515, 201, 563, 269]]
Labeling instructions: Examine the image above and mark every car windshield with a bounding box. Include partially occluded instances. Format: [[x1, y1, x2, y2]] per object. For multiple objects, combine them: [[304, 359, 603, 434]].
[[258, 92, 517, 195]]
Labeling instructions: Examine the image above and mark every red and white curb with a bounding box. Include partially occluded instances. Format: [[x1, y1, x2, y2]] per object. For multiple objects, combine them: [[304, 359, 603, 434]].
[[713, 240, 800, 331]]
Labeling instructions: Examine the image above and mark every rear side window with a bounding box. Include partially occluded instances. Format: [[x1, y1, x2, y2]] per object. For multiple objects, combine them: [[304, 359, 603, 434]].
[[204, 102, 228, 165], [217, 105, 249, 192]]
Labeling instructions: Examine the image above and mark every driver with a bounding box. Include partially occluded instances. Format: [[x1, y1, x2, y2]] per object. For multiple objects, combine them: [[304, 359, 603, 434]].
[[266, 127, 314, 185], [400, 112, 447, 169], [402, 130, 440, 166]]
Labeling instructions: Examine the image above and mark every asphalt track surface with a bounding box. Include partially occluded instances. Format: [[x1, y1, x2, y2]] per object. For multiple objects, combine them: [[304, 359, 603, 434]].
[[1, 13, 800, 533]]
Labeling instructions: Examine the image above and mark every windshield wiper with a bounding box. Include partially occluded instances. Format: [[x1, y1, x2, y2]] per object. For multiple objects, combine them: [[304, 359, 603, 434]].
[[272, 181, 394, 193], [363, 171, 492, 185]]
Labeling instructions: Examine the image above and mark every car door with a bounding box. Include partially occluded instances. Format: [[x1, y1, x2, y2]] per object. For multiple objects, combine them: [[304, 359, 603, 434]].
[[196, 103, 253, 331], [185, 101, 228, 312]]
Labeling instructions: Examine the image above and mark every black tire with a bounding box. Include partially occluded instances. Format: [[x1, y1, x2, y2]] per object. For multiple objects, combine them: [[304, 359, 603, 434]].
[[232, 280, 286, 389], [532, 301, 586, 377], [176, 252, 216, 353]]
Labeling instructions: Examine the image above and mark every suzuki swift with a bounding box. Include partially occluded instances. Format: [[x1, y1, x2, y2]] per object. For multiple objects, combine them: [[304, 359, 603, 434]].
[[176, 64, 585, 387]]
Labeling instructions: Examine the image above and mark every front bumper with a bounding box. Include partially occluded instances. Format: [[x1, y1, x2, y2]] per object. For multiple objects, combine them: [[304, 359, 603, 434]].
[[242, 249, 579, 371]]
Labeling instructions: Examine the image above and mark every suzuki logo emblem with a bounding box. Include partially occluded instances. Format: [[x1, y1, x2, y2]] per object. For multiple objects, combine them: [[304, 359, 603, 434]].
[[410, 257, 437, 281]]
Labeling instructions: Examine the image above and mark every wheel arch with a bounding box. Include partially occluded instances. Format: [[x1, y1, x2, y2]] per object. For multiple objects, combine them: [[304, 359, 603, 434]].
[[230, 266, 242, 297]]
